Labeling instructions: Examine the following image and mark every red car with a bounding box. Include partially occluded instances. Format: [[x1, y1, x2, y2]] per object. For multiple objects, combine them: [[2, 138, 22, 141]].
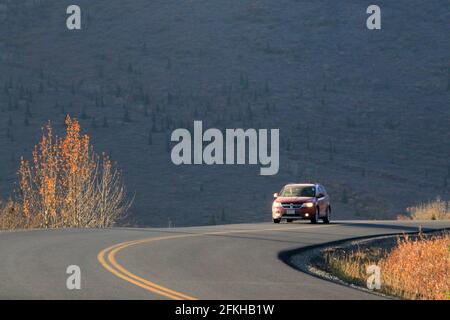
[[272, 183, 331, 224]]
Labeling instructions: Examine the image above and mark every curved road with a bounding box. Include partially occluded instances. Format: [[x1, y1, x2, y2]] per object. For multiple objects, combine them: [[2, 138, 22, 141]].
[[0, 220, 449, 300]]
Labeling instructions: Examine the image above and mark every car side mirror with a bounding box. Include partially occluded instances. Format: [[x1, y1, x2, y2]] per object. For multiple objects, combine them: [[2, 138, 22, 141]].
[[273, 193, 278, 198], [317, 193, 325, 198]]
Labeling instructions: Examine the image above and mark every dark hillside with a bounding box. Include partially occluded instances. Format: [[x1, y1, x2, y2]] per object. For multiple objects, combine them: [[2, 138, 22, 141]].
[[0, 0, 449, 226]]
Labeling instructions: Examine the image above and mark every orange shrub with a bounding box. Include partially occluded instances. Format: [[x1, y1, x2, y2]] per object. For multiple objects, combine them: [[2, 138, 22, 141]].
[[14, 115, 131, 229]]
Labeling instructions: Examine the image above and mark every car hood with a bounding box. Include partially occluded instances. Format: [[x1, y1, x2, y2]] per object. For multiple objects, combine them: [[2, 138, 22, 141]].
[[276, 197, 315, 203]]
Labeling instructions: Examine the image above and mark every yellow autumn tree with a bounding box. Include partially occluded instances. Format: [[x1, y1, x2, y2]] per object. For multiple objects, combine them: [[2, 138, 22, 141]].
[[16, 115, 131, 228]]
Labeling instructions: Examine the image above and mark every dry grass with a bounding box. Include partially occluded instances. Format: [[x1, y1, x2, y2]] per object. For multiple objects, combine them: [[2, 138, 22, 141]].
[[324, 246, 387, 288], [0, 199, 27, 230], [324, 233, 450, 300], [380, 234, 450, 300], [406, 197, 450, 220]]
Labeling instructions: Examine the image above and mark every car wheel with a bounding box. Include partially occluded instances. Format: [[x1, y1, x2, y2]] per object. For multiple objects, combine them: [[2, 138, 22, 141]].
[[286, 219, 293, 223], [323, 207, 331, 224], [311, 208, 319, 224], [273, 218, 281, 224]]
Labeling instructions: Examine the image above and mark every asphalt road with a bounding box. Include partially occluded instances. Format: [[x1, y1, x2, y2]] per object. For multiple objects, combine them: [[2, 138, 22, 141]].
[[0, 220, 449, 300]]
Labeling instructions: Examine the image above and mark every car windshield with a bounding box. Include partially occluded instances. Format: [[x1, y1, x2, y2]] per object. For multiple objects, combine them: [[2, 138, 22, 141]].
[[280, 186, 316, 197]]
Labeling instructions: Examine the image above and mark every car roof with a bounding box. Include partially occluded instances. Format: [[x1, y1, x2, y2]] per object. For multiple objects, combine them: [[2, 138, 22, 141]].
[[284, 183, 316, 187]]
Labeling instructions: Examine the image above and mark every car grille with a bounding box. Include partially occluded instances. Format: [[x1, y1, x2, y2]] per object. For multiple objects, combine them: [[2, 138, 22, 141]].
[[281, 203, 303, 209]]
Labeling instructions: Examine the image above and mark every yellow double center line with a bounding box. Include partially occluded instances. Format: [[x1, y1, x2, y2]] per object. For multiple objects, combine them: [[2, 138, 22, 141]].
[[98, 234, 197, 300], [97, 224, 333, 300]]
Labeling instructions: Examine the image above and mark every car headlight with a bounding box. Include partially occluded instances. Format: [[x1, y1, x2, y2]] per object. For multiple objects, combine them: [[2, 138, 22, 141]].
[[302, 202, 314, 208], [272, 202, 282, 208]]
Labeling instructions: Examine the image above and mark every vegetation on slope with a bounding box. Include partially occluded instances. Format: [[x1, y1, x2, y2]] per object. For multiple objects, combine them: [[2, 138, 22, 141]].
[[406, 198, 450, 220], [323, 232, 450, 300]]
